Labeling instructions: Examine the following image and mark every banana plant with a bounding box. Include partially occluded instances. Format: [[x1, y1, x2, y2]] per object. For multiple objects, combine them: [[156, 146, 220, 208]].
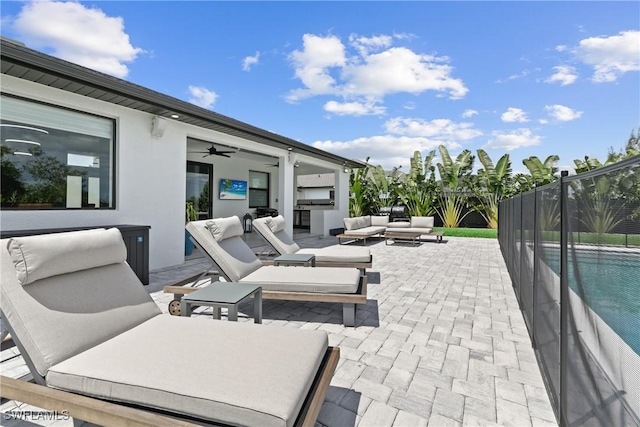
[[522, 155, 559, 185], [400, 150, 438, 216], [473, 150, 511, 228], [349, 159, 372, 216], [435, 145, 474, 227]]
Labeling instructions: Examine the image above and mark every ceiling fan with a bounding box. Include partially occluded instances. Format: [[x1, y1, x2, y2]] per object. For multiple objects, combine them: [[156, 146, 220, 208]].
[[189, 143, 235, 158]]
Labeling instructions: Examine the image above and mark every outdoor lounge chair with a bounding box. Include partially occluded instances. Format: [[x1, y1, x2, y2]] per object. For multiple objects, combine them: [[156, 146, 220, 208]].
[[252, 215, 372, 272], [184, 217, 367, 326], [0, 228, 339, 427]]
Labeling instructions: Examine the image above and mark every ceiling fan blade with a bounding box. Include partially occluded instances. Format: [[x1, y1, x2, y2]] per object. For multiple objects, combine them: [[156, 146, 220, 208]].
[[219, 153, 231, 158]]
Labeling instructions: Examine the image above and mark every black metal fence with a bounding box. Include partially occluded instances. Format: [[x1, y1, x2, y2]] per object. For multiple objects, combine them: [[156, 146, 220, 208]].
[[498, 156, 640, 427]]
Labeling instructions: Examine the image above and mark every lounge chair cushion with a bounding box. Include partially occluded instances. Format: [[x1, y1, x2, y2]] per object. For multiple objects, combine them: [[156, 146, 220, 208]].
[[188, 220, 263, 281], [7, 228, 126, 285], [205, 216, 244, 242], [47, 315, 328, 427], [253, 216, 300, 254], [297, 247, 371, 263], [268, 215, 287, 233], [1, 234, 161, 378], [411, 216, 434, 229], [371, 215, 390, 226], [240, 266, 360, 293]]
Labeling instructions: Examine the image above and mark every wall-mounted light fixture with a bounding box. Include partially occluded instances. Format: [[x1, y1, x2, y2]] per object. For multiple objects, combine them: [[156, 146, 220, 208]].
[[151, 115, 167, 138]]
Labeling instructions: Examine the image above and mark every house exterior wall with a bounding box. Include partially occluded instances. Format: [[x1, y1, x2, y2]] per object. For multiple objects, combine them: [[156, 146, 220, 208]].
[[1, 75, 350, 270]]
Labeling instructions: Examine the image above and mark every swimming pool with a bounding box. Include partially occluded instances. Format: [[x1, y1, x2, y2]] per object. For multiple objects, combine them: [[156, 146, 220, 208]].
[[542, 248, 640, 355]]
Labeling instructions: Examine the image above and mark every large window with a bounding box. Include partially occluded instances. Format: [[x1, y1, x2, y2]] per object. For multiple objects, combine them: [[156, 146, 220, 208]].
[[0, 95, 115, 209], [249, 171, 269, 208]]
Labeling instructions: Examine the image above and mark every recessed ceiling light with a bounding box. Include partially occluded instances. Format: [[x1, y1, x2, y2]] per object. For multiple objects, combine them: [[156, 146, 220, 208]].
[[170, 114, 179, 119], [287, 147, 293, 151]]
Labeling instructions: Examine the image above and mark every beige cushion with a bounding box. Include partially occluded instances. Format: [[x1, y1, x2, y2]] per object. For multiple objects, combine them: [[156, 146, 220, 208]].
[[205, 216, 244, 242], [297, 247, 371, 263], [268, 215, 286, 233], [253, 217, 300, 255], [187, 220, 263, 282], [385, 228, 432, 234], [370, 216, 389, 226], [47, 315, 328, 427], [387, 222, 410, 228], [7, 228, 126, 286], [411, 216, 434, 229], [362, 216, 371, 227], [343, 217, 359, 231], [241, 266, 360, 293], [0, 236, 160, 378], [344, 226, 386, 236]]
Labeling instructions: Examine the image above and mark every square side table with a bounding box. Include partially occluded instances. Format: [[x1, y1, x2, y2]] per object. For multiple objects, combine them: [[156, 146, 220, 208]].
[[273, 253, 316, 267], [181, 282, 262, 323]]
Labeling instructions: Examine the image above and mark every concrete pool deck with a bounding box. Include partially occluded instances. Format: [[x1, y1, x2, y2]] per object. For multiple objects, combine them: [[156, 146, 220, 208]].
[[1, 233, 558, 426]]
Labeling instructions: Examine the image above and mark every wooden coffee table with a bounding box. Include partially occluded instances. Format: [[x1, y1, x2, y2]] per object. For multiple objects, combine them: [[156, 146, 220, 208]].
[[383, 231, 422, 246]]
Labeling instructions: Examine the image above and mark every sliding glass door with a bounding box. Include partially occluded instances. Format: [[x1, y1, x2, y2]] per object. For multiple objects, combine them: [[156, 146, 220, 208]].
[[186, 161, 212, 220]]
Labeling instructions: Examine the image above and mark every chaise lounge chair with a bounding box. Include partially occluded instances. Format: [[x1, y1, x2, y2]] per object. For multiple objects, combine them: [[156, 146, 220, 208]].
[[180, 217, 367, 327], [252, 215, 372, 272], [0, 228, 339, 427]]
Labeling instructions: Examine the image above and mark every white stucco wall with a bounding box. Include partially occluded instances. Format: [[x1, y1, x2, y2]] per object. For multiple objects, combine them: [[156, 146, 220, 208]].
[[1, 75, 350, 270]]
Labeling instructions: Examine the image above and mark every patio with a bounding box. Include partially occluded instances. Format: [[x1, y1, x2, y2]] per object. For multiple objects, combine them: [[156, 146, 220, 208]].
[[1, 233, 557, 426]]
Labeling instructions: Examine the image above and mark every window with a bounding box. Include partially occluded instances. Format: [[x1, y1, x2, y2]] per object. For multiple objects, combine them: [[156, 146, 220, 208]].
[[249, 171, 269, 208], [1, 95, 115, 209]]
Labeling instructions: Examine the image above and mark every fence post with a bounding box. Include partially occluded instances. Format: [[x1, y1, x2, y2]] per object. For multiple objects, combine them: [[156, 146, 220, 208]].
[[532, 187, 538, 349], [559, 170, 569, 427]]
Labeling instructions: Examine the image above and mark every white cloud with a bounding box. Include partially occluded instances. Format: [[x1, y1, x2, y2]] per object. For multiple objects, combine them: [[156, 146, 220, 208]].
[[501, 107, 529, 123], [545, 65, 578, 86], [286, 34, 346, 101], [323, 100, 385, 116], [484, 128, 541, 151], [539, 119, 549, 125], [574, 30, 640, 83], [188, 86, 218, 109], [349, 34, 393, 56], [12, 0, 143, 78], [545, 104, 583, 122], [384, 117, 482, 141], [311, 116, 480, 169], [462, 109, 478, 118], [403, 102, 416, 110], [286, 33, 468, 105], [556, 45, 567, 52], [242, 51, 260, 71]]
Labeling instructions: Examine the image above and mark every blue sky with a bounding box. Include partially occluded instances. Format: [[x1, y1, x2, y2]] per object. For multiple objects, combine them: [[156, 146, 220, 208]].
[[1, 1, 639, 173]]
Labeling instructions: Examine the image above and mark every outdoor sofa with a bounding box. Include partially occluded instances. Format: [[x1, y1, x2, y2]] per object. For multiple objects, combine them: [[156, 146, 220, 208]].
[[342, 215, 435, 239], [252, 215, 372, 272], [183, 217, 368, 326], [0, 228, 339, 427]]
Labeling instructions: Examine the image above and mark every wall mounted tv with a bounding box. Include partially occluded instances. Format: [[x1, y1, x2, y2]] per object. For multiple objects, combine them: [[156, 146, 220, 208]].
[[219, 179, 247, 200]]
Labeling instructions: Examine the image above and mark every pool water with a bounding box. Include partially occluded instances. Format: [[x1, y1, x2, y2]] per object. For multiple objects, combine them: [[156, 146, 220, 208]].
[[543, 249, 640, 355]]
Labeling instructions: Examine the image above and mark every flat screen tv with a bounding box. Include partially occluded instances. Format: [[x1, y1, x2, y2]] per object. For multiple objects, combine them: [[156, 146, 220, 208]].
[[219, 179, 247, 200]]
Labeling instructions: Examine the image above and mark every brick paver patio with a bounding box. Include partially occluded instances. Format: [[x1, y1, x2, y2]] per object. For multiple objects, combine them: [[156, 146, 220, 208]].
[[1, 234, 557, 426]]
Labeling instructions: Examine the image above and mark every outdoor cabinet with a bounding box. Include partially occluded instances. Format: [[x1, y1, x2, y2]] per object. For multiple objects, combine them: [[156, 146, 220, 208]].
[[0, 224, 150, 285]]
